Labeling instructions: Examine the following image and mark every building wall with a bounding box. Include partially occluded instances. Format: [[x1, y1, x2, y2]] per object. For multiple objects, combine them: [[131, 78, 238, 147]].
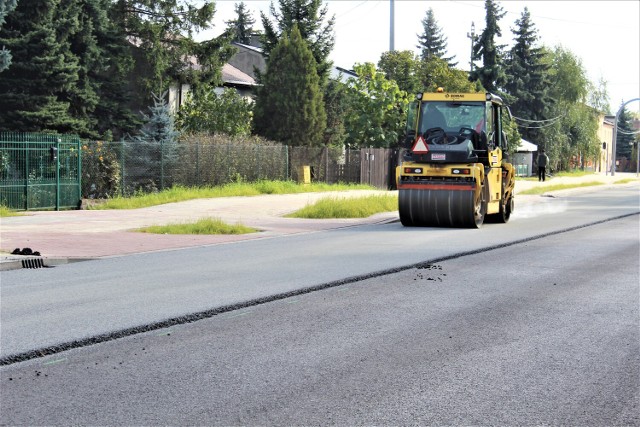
[[598, 115, 614, 173], [227, 44, 266, 79], [512, 152, 533, 177]]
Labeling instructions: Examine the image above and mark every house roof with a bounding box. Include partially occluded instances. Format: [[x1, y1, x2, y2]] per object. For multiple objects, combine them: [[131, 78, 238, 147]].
[[232, 41, 264, 54], [517, 139, 538, 152], [222, 63, 257, 87], [331, 66, 358, 83]]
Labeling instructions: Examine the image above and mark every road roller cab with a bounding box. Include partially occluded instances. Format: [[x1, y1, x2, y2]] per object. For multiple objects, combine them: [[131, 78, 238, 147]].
[[397, 89, 515, 228]]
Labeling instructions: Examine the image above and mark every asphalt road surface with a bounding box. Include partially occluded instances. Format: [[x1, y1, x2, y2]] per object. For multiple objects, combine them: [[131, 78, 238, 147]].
[[1, 185, 639, 425]]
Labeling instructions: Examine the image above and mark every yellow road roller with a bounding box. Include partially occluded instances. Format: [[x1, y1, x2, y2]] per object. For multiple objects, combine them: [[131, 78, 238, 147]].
[[397, 90, 515, 228]]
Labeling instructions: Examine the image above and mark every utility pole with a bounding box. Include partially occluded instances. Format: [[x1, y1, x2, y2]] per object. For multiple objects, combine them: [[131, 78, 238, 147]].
[[389, 0, 395, 51], [466, 21, 477, 73]]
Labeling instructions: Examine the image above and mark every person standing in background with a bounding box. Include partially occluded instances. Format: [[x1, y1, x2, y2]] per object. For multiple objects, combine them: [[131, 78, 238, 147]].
[[537, 149, 549, 182]]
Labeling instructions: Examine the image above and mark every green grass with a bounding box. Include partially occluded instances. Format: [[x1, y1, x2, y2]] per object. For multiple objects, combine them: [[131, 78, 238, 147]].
[[553, 170, 594, 178], [516, 170, 595, 182], [92, 181, 375, 210], [614, 178, 639, 185], [286, 194, 398, 219], [518, 181, 604, 195], [136, 217, 258, 235], [0, 205, 20, 217]]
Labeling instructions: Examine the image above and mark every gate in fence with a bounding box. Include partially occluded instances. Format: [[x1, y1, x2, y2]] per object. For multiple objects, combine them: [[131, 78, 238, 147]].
[[360, 147, 399, 190], [0, 133, 82, 210]]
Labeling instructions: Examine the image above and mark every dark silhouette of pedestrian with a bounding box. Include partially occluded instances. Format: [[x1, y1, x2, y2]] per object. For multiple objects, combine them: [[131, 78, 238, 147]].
[[537, 149, 549, 182]]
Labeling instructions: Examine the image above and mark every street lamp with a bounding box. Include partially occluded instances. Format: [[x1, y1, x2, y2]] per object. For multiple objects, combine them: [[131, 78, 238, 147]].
[[467, 22, 477, 73]]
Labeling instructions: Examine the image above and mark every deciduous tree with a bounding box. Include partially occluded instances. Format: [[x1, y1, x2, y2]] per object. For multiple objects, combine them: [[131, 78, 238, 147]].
[[537, 46, 599, 170], [418, 56, 479, 93], [377, 50, 421, 95], [587, 76, 611, 115], [343, 63, 410, 148], [177, 88, 253, 136]]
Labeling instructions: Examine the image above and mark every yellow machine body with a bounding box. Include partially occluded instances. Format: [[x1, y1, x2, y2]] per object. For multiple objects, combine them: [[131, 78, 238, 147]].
[[397, 90, 515, 228]]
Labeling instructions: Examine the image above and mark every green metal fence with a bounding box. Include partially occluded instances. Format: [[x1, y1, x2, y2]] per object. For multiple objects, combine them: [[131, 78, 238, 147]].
[[0, 133, 82, 210], [1, 133, 367, 210]]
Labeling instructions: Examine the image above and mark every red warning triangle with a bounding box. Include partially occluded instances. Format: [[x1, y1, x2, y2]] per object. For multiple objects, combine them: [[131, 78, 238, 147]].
[[411, 136, 429, 154]]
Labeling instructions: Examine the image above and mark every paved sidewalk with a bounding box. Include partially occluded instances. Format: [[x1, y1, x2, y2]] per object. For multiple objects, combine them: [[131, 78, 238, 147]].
[[0, 190, 395, 267], [1, 173, 637, 269]]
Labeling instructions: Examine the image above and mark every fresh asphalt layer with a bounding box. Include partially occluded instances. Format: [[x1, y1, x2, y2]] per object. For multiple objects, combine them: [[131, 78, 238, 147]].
[[1, 173, 638, 271]]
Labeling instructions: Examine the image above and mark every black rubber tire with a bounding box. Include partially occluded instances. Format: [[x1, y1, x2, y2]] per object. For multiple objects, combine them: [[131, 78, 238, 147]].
[[486, 194, 513, 224], [471, 179, 488, 228], [398, 184, 485, 228]]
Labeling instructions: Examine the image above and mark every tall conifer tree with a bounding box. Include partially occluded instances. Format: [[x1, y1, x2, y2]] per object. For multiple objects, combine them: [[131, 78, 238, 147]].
[[0, 0, 138, 136], [0, 0, 17, 71], [470, 0, 506, 93], [0, 0, 83, 132], [225, 2, 256, 44], [89, 0, 141, 138], [504, 7, 552, 143], [253, 24, 326, 147], [416, 8, 456, 67], [615, 107, 635, 159], [109, 0, 227, 95], [260, 0, 334, 84]]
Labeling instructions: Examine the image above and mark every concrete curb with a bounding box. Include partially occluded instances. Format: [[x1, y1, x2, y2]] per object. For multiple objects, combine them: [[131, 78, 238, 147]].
[[0, 256, 96, 271]]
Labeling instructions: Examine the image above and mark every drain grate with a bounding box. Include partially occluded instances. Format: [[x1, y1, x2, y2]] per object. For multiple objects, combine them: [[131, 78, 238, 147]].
[[21, 258, 46, 269]]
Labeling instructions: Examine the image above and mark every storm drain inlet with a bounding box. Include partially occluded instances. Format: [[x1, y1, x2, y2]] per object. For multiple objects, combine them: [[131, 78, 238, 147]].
[[21, 258, 45, 269]]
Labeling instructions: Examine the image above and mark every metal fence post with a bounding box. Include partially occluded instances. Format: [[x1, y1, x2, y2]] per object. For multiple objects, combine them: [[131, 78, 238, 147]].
[[120, 139, 125, 196], [25, 141, 29, 210], [160, 139, 165, 190], [55, 138, 60, 211], [285, 145, 289, 181], [196, 139, 200, 186], [324, 146, 329, 183], [76, 138, 82, 205]]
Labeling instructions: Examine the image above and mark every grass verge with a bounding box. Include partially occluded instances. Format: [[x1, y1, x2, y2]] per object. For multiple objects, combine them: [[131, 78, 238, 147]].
[[614, 178, 639, 185], [553, 170, 596, 178], [516, 170, 597, 182], [518, 181, 604, 195], [92, 181, 375, 210], [286, 194, 398, 219], [136, 217, 258, 235], [0, 205, 20, 217]]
